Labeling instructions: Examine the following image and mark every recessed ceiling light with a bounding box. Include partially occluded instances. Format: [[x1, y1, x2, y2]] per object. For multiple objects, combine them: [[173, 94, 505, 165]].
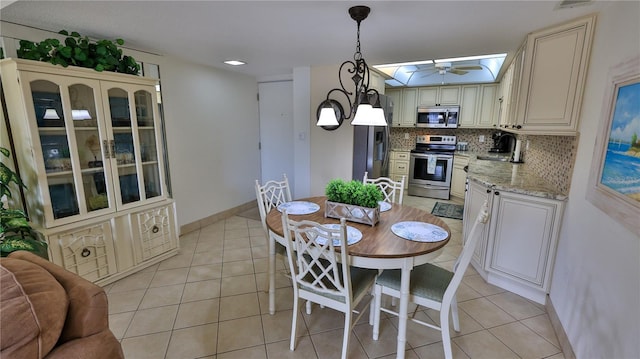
[[224, 60, 246, 66]]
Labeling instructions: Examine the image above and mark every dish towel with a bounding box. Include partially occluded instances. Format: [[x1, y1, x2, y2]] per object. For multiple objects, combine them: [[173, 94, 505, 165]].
[[427, 155, 436, 174]]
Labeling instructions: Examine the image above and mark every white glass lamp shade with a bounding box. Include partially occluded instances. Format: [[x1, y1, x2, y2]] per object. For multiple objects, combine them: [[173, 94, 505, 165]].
[[72, 109, 92, 120], [43, 108, 61, 120], [317, 105, 340, 127], [351, 103, 386, 126]]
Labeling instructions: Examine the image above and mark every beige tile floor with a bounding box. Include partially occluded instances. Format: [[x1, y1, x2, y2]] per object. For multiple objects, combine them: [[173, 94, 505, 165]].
[[106, 195, 565, 359]]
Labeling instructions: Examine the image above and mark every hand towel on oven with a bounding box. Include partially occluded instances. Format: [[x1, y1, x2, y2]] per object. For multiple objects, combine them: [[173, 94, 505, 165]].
[[427, 155, 436, 174]]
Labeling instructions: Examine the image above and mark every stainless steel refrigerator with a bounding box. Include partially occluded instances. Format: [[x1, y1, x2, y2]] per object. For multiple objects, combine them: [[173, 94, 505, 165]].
[[352, 94, 393, 181]]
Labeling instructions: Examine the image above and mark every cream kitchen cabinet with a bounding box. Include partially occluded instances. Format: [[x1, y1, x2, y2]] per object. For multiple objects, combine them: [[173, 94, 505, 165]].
[[463, 180, 565, 304], [0, 58, 179, 285], [418, 85, 460, 106], [457, 85, 479, 128], [477, 84, 499, 128], [450, 154, 469, 199], [499, 15, 595, 135], [386, 89, 403, 127], [398, 88, 418, 127], [389, 150, 410, 189]]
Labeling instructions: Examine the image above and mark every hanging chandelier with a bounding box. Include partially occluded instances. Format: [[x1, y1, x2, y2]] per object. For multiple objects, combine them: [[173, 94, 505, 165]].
[[316, 5, 387, 129]]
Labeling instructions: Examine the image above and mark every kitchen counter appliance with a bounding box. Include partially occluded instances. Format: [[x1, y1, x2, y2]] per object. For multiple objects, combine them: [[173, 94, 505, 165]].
[[416, 105, 460, 128], [408, 135, 456, 200]]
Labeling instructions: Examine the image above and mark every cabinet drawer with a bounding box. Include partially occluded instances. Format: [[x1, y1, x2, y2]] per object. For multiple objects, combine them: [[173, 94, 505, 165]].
[[49, 221, 117, 282], [392, 160, 410, 175], [132, 203, 178, 263], [392, 151, 410, 161]]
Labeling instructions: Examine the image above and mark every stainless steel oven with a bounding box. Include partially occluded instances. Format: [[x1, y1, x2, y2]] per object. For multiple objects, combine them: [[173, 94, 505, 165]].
[[408, 135, 456, 200]]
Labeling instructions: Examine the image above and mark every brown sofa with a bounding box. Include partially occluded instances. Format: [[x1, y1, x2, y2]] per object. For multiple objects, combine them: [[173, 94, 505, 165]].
[[0, 251, 124, 359]]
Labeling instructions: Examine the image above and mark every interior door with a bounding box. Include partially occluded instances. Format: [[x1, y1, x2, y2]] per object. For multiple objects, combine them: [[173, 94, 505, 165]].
[[258, 81, 294, 190]]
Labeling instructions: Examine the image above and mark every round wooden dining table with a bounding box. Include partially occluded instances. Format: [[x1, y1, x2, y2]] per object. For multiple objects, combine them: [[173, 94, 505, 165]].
[[266, 196, 451, 359]]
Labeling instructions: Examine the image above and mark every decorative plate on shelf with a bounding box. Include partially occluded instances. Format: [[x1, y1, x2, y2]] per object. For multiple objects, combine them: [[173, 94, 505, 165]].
[[379, 201, 392, 212], [391, 221, 448, 242], [315, 224, 363, 246], [277, 201, 320, 215]]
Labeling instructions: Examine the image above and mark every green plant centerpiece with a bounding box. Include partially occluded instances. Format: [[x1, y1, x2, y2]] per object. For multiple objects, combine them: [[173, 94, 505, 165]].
[[17, 30, 140, 75], [325, 179, 383, 226], [0, 147, 48, 259]]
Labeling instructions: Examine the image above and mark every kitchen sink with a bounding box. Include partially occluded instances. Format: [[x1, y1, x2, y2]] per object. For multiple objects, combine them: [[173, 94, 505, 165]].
[[476, 155, 510, 162]]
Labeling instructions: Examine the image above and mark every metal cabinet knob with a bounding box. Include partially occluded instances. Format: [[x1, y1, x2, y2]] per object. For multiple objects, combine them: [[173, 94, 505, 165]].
[[152, 225, 160, 233], [81, 248, 91, 257]]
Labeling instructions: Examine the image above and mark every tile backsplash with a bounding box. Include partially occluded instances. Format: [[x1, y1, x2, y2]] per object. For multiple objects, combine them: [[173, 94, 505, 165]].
[[390, 128, 577, 194]]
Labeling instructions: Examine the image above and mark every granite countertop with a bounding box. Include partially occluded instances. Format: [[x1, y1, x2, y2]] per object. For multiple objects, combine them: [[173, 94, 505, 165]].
[[465, 153, 568, 201]]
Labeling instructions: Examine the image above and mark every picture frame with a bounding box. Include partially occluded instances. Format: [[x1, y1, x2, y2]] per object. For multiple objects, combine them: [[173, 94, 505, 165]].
[[586, 56, 640, 235]]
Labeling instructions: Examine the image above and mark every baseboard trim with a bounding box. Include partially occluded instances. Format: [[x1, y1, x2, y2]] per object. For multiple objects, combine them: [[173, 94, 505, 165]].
[[179, 200, 258, 235], [546, 296, 576, 359]]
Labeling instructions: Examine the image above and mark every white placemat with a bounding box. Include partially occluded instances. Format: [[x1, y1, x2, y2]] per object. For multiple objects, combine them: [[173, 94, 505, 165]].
[[277, 201, 320, 215], [316, 224, 363, 246], [391, 221, 448, 242], [379, 201, 392, 212]]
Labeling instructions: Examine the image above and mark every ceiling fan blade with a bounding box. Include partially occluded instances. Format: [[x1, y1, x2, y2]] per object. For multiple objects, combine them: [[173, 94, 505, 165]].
[[452, 65, 483, 71], [449, 69, 468, 75]]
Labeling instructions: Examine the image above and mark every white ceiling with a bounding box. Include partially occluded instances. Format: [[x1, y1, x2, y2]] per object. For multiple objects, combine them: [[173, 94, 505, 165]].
[[0, 0, 606, 86]]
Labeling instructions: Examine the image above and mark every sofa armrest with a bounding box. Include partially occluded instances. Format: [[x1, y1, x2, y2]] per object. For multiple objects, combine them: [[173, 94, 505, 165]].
[[8, 251, 110, 342], [45, 330, 124, 359]]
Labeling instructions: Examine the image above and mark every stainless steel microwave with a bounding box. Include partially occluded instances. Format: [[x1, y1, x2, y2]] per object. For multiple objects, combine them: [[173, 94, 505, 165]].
[[416, 105, 460, 128]]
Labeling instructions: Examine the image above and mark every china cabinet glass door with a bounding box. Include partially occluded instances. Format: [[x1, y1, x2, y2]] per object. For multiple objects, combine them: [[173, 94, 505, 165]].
[[27, 75, 115, 224]]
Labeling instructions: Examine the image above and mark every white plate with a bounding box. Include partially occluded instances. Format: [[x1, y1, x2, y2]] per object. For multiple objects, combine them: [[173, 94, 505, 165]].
[[391, 221, 449, 242], [277, 201, 320, 215], [316, 224, 363, 246], [379, 201, 392, 212]]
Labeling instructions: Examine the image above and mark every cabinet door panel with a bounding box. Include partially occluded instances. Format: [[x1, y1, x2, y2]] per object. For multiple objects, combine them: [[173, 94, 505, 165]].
[[132, 204, 178, 263], [488, 193, 556, 286], [418, 88, 438, 106], [478, 84, 498, 128], [50, 221, 117, 282], [459, 85, 479, 127], [439, 86, 460, 105], [400, 88, 418, 126], [463, 181, 492, 269]]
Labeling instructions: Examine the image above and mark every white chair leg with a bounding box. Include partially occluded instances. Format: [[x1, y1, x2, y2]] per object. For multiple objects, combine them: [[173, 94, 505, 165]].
[[341, 311, 351, 359], [268, 237, 276, 315], [451, 296, 460, 332], [290, 296, 299, 351], [440, 308, 453, 359], [391, 296, 397, 307], [372, 284, 382, 340], [306, 300, 312, 315]]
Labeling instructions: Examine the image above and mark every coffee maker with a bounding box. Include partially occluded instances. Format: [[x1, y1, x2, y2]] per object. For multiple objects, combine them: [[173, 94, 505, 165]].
[[489, 131, 516, 153]]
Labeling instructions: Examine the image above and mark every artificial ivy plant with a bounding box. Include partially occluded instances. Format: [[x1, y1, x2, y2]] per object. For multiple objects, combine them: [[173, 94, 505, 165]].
[[17, 30, 140, 75], [0, 147, 48, 259], [325, 179, 383, 208]]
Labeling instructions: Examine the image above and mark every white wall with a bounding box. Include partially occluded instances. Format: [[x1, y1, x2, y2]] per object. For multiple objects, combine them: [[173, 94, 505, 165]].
[[160, 57, 260, 226], [309, 65, 355, 195], [550, 3, 640, 358]]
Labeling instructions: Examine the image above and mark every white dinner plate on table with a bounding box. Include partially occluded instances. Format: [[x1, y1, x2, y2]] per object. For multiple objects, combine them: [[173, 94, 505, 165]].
[[315, 224, 363, 246], [379, 201, 392, 212], [277, 201, 320, 215], [391, 221, 448, 242]]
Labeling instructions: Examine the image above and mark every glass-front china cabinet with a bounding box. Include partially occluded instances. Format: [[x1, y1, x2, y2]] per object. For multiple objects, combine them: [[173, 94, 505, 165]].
[[0, 59, 178, 285]]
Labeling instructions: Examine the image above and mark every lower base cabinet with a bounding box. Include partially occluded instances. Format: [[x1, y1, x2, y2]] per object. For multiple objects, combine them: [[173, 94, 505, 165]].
[[46, 200, 179, 286], [389, 150, 410, 189], [463, 180, 564, 304], [451, 155, 469, 199]]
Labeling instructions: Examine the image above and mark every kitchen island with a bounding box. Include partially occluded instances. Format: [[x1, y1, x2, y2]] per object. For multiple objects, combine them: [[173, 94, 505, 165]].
[[462, 154, 566, 304]]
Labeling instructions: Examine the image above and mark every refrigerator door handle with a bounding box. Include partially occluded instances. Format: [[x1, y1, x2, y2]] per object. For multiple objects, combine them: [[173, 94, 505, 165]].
[[382, 124, 390, 176]]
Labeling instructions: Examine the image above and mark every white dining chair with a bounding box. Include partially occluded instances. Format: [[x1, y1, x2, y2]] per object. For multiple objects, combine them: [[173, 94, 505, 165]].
[[281, 213, 378, 359], [372, 201, 490, 359], [255, 174, 292, 314], [363, 171, 405, 205]]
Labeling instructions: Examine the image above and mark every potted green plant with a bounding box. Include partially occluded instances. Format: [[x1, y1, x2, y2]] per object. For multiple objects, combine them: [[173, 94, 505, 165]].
[[325, 179, 383, 226], [17, 30, 140, 75], [0, 147, 48, 259]]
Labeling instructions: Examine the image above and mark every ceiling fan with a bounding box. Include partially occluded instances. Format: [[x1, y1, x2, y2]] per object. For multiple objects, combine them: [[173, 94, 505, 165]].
[[419, 62, 484, 76]]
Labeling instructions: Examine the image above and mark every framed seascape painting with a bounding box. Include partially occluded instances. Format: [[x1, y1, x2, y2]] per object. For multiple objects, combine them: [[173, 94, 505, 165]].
[[587, 56, 640, 235]]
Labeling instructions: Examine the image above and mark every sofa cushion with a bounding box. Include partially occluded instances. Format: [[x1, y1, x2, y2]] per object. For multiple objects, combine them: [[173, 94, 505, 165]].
[[1, 258, 69, 358]]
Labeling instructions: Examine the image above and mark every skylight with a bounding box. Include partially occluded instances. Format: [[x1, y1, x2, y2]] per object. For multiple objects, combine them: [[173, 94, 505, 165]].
[[373, 53, 507, 87]]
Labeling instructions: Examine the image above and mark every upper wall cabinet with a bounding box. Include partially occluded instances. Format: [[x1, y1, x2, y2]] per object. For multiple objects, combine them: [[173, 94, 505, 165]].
[[0, 59, 178, 285], [418, 86, 460, 106], [502, 15, 596, 135]]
